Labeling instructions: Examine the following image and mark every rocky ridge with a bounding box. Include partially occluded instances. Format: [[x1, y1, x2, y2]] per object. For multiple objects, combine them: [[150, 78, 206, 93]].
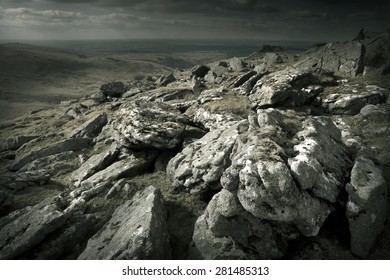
[[0, 30, 389, 259]]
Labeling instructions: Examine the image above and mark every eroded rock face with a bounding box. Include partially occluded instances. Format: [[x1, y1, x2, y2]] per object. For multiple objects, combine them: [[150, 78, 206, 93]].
[[296, 41, 365, 76], [182, 109, 354, 258], [78, 186, 171, 260], [69, 113, 108, 138], [114, 100, 189, 149], [0, 196, 85, 259], [346, 156, 387, 258], [249, 68, 321, 109], [167, 121, 244, 194], [0, 135, 39, 152]]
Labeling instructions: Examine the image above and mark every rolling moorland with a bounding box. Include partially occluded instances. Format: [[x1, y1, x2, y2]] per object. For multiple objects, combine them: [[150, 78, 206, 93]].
[[0, 30, 390, 259]]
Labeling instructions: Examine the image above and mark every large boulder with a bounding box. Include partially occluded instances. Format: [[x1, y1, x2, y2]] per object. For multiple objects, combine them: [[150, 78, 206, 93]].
[[249, 68, 321, 109], [78, 186, 171, 260], [295, 41, 365, 76], [346, 156, 387, 258], [114, 100, 189, 149], [100, 81, 126, 98]]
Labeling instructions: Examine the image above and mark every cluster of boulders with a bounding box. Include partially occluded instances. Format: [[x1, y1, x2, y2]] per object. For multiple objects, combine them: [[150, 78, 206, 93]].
[[0, 30, 389, 260]]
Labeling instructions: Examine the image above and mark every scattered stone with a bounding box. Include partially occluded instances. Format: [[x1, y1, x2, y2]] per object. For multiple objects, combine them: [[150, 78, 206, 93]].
[[78, 186, 171, 260]]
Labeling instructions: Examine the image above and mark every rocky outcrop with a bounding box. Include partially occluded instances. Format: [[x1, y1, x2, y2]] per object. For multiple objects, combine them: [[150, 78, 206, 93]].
[[346, 156, 387, 258], [78, 186, 171, 260], [295, 41, 365, 76], [114, 100, 189, 149]]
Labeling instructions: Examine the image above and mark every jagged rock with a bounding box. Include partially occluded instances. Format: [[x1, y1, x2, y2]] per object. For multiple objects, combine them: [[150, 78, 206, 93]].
[[69, 144, 119, 188], [0, 196, 83, 259], [0, 190, 13, 212], [114, 100, 189, 149], [322, 91, 385, 115], [295, 41, 365, 76], [231, 71, 257, 87], [249, 68, 321, 109], [191, 65, 210, 78], [158, 73, 176, 87], [146, 88, 194, 103], [78, 186, 171, 260], [191, 189, 291, 259], [18, 151, 78, 177], [74, 151, 157, 197], [346, 156, 387, 258], [197, 87, 224, 105], [69, 113, 108, 138], [204, 71, 217, 84], [100, 81, 126, 98], [229, 57, 245, 72], [167, 121, 244, 194], [89, 92, 107, 104], [105, 178, 127, 200], [0, 135, 39, 152], [9, 138, 92, 171]]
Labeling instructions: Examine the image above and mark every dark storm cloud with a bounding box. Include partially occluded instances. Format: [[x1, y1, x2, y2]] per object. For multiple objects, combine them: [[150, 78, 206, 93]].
[[0, 0, 389, 40]]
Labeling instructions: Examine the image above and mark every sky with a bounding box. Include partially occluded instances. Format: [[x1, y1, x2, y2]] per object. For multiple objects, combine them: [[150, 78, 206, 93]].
[[0, 0, 389, 42]]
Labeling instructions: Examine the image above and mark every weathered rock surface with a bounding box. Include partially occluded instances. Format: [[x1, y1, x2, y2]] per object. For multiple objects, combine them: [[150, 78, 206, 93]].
[[191, 189, 288, 259], [346, 156, 387, 258], [295, 41, 365, 76], [69, 113, 108, 138], [114, 100, 189, 149], [229, 57, 245, 72], [69, 144, 119, 187], [0, 135, 39, 152], [78, 186, 171, 260], [9, 138, 92, 171], [74, 150, 157, 197], [0, 190, 13, 212], [191, 108, 242, 131], [167, 121, 244, 194], [0, 196, 85, 259], [0, 171, 51, 191], [249, 68, 321, 109], [323, 91, 386, 115]]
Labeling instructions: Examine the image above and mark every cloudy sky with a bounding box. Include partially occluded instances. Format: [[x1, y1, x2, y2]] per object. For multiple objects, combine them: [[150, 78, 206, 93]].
[[0, 0, 389, 42]]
